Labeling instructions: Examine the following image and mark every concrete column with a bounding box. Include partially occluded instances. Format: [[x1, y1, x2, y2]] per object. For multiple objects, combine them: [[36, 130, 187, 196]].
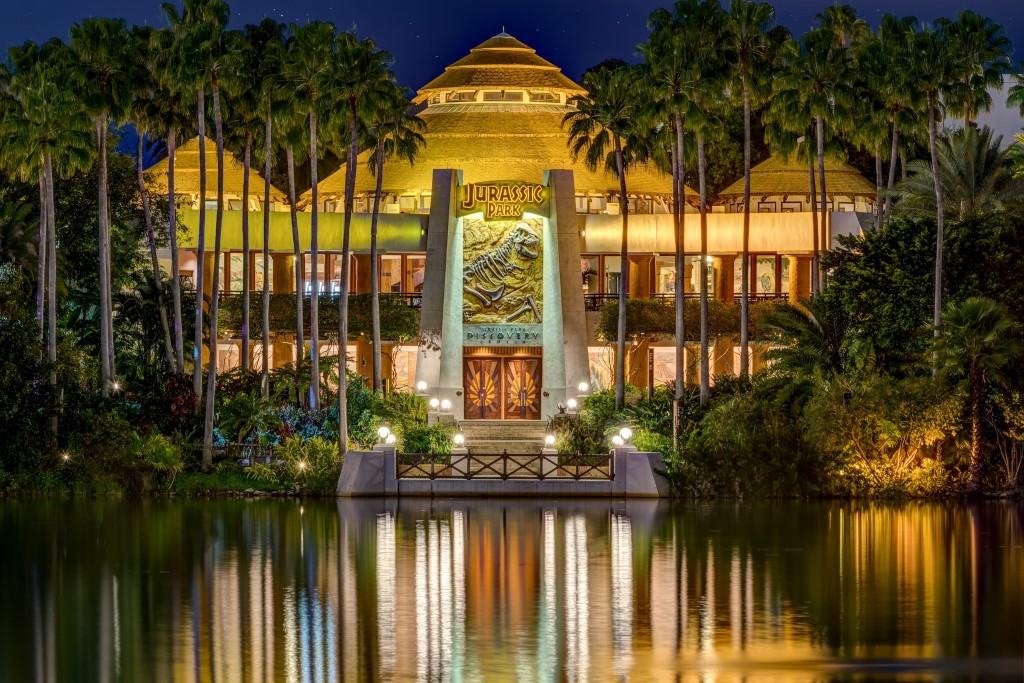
[[713, 255, 735, 304], [354, 254, 372, 295], [271, 253, 294, 292], [787, 255, 811, 303]]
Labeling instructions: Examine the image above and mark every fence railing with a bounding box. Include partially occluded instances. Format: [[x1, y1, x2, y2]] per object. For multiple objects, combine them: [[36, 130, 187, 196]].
[[215, 443, 275, 466], [396, 452, 613, 481]]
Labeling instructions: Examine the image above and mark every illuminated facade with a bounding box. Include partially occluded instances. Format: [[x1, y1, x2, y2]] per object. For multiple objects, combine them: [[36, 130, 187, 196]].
[[162, 32, 877, 421]]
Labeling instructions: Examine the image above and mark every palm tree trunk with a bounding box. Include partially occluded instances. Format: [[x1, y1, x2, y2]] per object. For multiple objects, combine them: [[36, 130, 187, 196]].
[[261, 115, 272, 398], [672, 113, 686, 409], [202, 80, 226, 470], [45, 152, 57, 439], [137, 131, 175, 369], [193, 89, 207, 399], [369, 141, 385, 394], [613, 135, 629, 411], [883, 124, 899, 224], [874, 144, 883, 227], [168, 126, 185, 373], [308, 109, 320, 411], [808, 145, 819, 294], [97, 117, 113, 396], [338, 108, 359, 457], [816, 115, 828, 289], [928, 93, 945, 342], [969, 362, 983, 488], [36, 172, 47, 344], [241, 141, 251, 372], [286, 147, 304, 374], [697, 132, 710, 406], [739, 84, 751, 379]]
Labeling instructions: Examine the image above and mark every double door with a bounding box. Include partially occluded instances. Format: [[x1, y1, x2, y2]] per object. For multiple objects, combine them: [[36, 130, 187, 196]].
[[463, 357, 541, 420]]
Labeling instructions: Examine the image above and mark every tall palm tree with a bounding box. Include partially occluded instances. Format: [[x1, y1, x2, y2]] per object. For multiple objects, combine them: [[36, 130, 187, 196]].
[[70, 17, 132, 396], [1008, 68, 1024, 116], [938, 11, 1012, 126], [363, 85, 425, 393], [934, 297, 1021, 489], [278, 106, 307, 378], [127, 25, 176, 371], [330, 31, 393, 452], [285, 21, 336, 412], [892, 126, 1020, 221], [816, 3, 870, 49], [727, 0, 775, 379], [565, 64, 646, 410]]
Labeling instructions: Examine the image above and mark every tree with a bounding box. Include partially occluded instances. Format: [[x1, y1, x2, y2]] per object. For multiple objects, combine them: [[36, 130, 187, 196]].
[[1008, 69, 1024, 116], [934, 297, 1021, 488], [565, 65, 646, 410], [285, 21, 336, 412], [363, 85, 424, 393], [938, 11, 1012, 126], [70, 17, 133, 395], [727, 0, 775, 379], [329, 31, 393, 455], [892, 126, 1020, 221]]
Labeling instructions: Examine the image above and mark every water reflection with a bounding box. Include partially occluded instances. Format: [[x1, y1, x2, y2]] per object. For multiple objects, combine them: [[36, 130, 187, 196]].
[[1, 500, 1023, 681]]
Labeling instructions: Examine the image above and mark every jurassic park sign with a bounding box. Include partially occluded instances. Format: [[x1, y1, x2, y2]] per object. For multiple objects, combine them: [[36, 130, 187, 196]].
[[459, 182, 548, 220]]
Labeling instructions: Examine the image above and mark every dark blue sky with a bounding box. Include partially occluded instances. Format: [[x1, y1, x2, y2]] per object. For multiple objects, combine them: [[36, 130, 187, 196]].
[[3, 0, 1020, 89]]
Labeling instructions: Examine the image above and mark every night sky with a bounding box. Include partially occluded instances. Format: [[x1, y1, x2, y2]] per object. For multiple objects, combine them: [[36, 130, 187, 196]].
[[3, 0, 1022, 135]]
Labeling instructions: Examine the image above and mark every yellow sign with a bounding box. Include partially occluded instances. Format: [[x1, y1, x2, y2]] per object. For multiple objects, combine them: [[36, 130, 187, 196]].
[[460, 182, 547, 220]]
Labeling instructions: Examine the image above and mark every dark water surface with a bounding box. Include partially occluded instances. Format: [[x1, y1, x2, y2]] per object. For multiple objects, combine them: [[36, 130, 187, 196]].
[[1, 499, 1022, 682]]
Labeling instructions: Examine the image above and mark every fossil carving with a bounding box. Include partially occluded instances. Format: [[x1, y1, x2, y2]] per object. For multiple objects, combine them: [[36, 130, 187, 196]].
[[463, 221, 542, 323]]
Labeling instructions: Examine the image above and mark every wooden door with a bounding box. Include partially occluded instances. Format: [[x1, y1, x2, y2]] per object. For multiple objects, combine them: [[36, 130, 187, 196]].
[[503, 358, 541, 420], [463, 359, 502, 419]]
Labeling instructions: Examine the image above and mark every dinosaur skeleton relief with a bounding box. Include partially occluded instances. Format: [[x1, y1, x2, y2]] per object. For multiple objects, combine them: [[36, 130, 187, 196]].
[[463, 221, 542, 323]]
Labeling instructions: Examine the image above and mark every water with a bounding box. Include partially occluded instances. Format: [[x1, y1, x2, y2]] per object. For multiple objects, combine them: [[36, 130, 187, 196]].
[[1, 499, 1022, 682]]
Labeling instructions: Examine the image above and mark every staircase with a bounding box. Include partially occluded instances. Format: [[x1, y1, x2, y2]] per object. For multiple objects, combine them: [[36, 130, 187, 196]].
[[457, 420, 548, 454]]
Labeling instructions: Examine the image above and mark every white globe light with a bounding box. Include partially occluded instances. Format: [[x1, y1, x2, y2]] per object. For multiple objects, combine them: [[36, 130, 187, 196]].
[[385, 433, 397, 445], [453, 432, 465, 446], [566, 398, 578, 410], [415, 380, 428, 393], [440, 399, 452, 412], [545, 434, 556, 446], [577, 381, 590, 393], [429, 397, 440, 409], [619, 427, 633, 441], [611, 435, 625, 447], [377, 425, 391, 441]]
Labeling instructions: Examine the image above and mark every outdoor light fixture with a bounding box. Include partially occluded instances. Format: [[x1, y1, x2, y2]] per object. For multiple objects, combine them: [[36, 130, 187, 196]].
[[545, 434, 556, 446], [453, 432, 465, 446], [112, 380, 121, 392], [61, 453, 70, 462], [385, 433, 397, 445], [415, 380, 428, 393], [440, 399, 452, 412], [298, 460, 307, 471], [619, 427, 633, 441], [377, 425, 391, 441], [612, 435, 625, 447], [566, 398, 578, 411], [429, 397, 440, 409], [577, 381, 590, 393]]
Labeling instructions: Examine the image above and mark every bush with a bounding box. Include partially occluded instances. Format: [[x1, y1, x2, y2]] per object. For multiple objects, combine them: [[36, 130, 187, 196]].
[[401, 423, 454, 454], [275, 435, 341, 492]]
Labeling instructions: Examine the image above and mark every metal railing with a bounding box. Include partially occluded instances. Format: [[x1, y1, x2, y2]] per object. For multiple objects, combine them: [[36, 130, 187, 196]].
[[212, 290, 422, 309], [732, 292, 789, 304], [216, 443, 275, 466], [397, 452, 614, 481]]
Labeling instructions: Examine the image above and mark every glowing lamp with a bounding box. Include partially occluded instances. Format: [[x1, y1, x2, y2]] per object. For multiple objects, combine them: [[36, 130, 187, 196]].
[[611, 435, 625, 447], [377, 425, 391, 441], [566, 398, 578, 410], [415, 380, 428, 393], [619, 427, 633, 441], [453, 432, 465, 447], [429, 397, 440, 410], [577, 381, 590, 393], [385, 433, 397, 445], [440, 399, 452, 412], [298, 460, 307, 471], [545, 434, 556, 446]]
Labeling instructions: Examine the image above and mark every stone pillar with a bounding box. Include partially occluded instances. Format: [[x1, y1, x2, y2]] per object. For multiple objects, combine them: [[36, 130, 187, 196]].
[[787, 255, 811, 303], [713, 255, 735, 304]]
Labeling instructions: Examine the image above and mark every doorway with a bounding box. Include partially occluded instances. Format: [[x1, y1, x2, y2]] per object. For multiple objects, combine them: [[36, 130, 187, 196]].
[[463, 351, 542, 420]]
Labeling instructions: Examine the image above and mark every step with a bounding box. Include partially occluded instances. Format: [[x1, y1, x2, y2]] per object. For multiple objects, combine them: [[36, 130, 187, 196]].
[[465, 440, 545, 455]]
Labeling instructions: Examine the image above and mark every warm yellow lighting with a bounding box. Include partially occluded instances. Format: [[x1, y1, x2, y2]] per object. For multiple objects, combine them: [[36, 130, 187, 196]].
[[619, 427, 633, 441], [429, 397, 440, 409], [566, 398, 578, 410], [545, 434, 556, 446], [385, 433, 397, 445], [377, 425, 391, 441], [298, 460, 307, 471], [415, 380, 428, 393], [61, 452, 70, 462], [440, 399, 452, 412], [453, 432, 465, 447], [611, 435, 624, 447], [577, 381, 590, 393]]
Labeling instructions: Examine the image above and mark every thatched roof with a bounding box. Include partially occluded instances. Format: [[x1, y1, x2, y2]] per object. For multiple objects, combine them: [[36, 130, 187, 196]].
[[145, 136, 286, 201], [717, 154, 875, 199], [413, 32, 585, 102]]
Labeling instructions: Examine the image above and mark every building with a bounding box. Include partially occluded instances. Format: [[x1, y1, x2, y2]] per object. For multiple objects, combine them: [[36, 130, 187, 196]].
[[161, 32, 875, 422]]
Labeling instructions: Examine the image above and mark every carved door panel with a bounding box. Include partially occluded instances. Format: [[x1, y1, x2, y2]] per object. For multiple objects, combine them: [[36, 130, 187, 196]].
[[464, 359, 501, 420], [503, 358, 541, 420]]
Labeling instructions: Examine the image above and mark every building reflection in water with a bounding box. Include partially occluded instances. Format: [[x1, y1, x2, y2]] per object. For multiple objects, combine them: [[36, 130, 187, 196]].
[[3, 500, 1024, 682]]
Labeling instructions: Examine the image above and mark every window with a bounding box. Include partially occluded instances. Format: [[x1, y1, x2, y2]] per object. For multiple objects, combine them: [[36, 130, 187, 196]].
[[253, 254, 273, 292], [429, 94, 442, 104], [229, 254, 244, 292], [587, 347, 613, 392], [529, 91, 558, 103], [688, 255, 714, 295], [604, 256, 622, 294], [447, 91, 477, 102], [406, 255, 426, 292], [757, 201, 777, 212], [304, 254, 327, 294], [781, 201, 802, 213], [380, 255, 403, 293], [654, 255, 676, 294], [581, 256, 599, 293], [651, 347, 677, 387], [755, 255, 776, 294], [391, 345, 419, 392], [482, 90, 523, 102], [228, 199, 243, 211]]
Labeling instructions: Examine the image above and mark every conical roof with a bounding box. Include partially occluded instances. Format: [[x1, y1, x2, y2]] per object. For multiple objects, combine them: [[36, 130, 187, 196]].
[[414, 32, 585, 103], [145, 136, 286, 201], [717, 154, 875, 199]]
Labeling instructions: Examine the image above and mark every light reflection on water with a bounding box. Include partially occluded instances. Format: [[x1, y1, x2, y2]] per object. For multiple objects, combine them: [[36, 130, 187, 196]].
[[1, 499, 1022, 682]]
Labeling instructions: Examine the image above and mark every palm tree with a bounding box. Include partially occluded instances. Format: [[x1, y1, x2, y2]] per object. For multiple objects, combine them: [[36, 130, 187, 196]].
[[938, 11, 1012, 126], [816, 3, 870, 49], [70, 17, 132, 396], [1008, 68, 1024, 116], [278, 106, 306, 378], [565, 64, 645, 410], [727, 0, 775, 379], [934, 297, 1021, 489], [892, 126, 1020, 221], [363, 85, 424, 394], [127, 25, 176, 371], [285, 21, 336, 412], [330, 31, 393, 452]]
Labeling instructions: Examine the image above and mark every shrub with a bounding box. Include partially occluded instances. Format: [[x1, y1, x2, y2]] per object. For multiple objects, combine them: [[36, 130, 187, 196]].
[[401, 423, 454, 454]]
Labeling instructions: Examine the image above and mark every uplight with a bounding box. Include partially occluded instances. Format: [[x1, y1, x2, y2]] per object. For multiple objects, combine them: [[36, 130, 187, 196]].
[[429, 397, 440, 410], [415, 380, 428, 393], [385, 433, 397, 445], [545, 434, 556, 446], [577, 381, 590, 393], [619, 427, 633, 441], [453, 433, 465, 447], [566, 398, 578, 410], [377, 425, 391, 441], [440, 399, 452, 412], [611, 435, 625, 447]]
